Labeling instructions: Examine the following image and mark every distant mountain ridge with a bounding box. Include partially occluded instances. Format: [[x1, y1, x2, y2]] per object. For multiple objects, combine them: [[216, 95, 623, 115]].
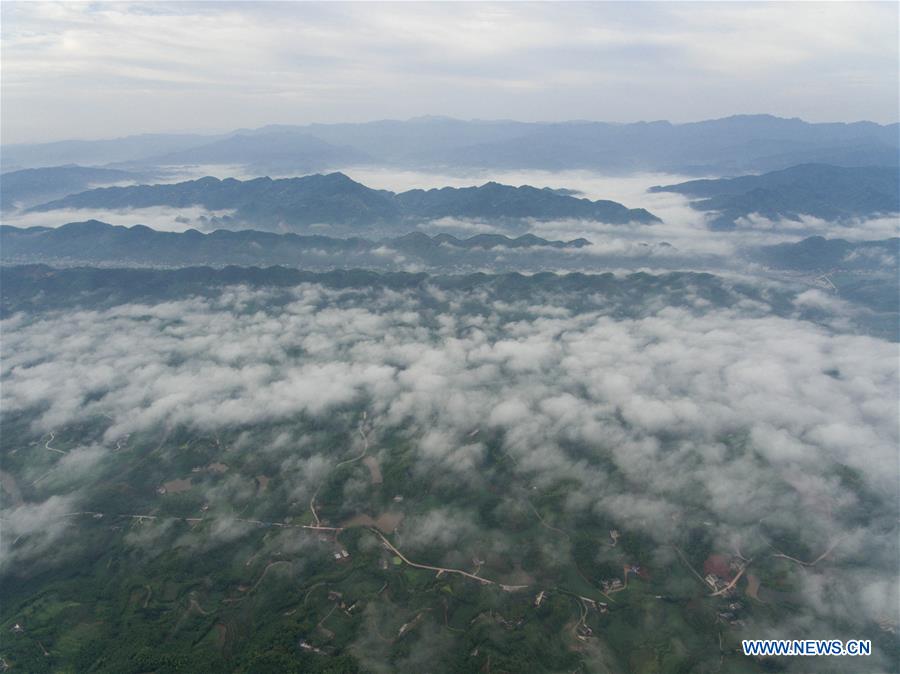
[[28, 172, 660, 229], [0, 165, 147, 211], [4, 115, 897, 174], [753, 235, 899, 272], [651, 164, 900, 229], [1, 133, 224, 171], [0, 220, 592, 267], [142, 130, 371, 173]]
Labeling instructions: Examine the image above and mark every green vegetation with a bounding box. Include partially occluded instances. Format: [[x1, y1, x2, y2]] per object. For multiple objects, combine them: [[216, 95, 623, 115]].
[[3, 409, 892, 674]]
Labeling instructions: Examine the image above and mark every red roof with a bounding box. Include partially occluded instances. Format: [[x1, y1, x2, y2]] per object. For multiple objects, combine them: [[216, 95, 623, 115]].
[[703, 554, 734, 581]]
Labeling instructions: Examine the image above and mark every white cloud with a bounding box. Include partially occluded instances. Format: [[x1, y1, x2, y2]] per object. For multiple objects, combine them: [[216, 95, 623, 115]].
[[2, 205, 236, 232], [1, 280, 897, 630], [2, 2, 896, 143]]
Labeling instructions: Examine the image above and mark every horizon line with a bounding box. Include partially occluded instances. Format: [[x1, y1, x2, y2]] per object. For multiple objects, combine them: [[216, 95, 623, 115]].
[[4, 113, 898, 147]]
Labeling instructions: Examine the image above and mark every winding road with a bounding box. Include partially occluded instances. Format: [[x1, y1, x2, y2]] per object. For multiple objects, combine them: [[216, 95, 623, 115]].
[[44, 431, 66, 455], [367, 527, 528, 591]]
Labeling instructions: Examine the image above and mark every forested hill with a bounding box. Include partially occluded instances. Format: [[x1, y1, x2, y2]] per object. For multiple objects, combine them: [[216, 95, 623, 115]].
[[651, 164, 900, 229], [28, 173, 660, 230]]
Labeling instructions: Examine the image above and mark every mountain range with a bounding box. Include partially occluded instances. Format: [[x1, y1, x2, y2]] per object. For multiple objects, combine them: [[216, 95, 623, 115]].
[[0, 220, 592, 268], [26, 172, 659, 230], [652, 164, 900, 229], [143, 130, 371, 173], [753, 235, 899, 272], [0, 264, 775, 319], [0, 165, 147, 211], [4, 115, 897, 175]]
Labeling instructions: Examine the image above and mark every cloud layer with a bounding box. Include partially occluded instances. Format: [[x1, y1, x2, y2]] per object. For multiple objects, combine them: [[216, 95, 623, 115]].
[[4, 283, 895, 468], [2, 280, 896, 647], [2, 2, 897, 142]]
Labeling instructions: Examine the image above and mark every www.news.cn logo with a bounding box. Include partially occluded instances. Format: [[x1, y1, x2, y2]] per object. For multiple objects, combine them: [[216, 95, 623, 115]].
[[742, 639, 872, 657]]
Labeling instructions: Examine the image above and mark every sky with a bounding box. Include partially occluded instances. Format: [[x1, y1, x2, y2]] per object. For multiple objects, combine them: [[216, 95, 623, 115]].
[[1, 1, 898, 144]]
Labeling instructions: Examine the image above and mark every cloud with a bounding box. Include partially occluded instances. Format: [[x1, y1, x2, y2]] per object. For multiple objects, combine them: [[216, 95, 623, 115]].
[[2, 3, 897, 142], [733, 212, 900, 242], [8, 170, 894, 277], [0, 494, 78, 571], [335, 169, 899, 258], [2, 205, 236, 232], [1, 278, 897, 638]]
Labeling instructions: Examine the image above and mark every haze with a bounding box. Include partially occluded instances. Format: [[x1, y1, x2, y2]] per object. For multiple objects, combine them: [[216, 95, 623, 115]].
[[2, 1, 898, 143], [1, 3, 899, 673]]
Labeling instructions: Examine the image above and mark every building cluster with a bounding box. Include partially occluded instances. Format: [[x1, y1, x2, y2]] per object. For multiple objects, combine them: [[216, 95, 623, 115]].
[[582, 597, 608, 614], [327, 590, 360, 616], [601, 578, 624, 593], [717, 601, 746, 627], [704, 573, 728, 593], [494, 614, 525, 630], [298, 640, 326, 655], [877, 616, 897, 633]]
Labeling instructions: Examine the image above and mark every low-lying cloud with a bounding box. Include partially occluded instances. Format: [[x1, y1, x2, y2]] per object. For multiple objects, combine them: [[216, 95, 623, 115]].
[[1, 280, 897, 648], [3, 205, 237, 232]]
